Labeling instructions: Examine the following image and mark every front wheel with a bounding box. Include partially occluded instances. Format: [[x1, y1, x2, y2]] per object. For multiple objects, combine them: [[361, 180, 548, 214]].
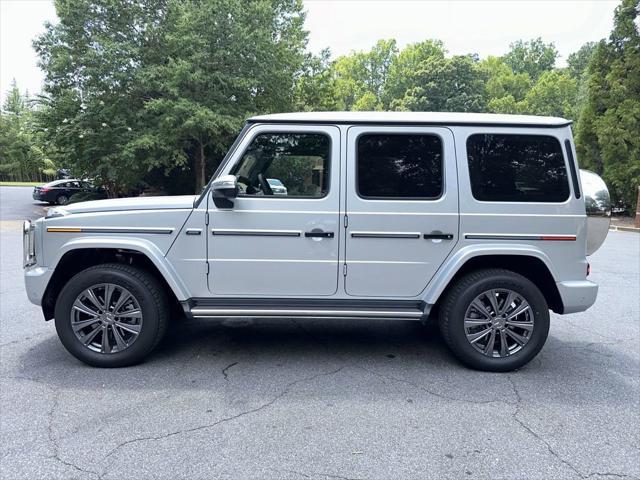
[[54, 263, 168, 367], [439, 269, 550, 372]]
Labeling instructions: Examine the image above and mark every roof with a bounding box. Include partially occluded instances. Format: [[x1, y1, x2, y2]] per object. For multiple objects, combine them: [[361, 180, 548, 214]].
[[248, 111, 571, 128]]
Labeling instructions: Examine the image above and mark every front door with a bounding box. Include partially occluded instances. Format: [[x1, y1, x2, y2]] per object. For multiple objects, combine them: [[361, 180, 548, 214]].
[[207, 124, 341, 297], [344, 126, 459, 297]]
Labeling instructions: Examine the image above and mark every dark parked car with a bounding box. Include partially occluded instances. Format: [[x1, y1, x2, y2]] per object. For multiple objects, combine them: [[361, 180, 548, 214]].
[[32, 179, 105, 205]]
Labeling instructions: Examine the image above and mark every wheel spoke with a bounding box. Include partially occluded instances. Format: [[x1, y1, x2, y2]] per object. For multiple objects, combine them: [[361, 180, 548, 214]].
[[104, 284, 114, 311], [115, 321, 141, 335], [84, 288, 104, 311], [79, 327, 101, 346], [466, 327, 493, 344], [101, 326, 111, 353], [72, 300, 99, 317], [464, 317, 490, 326], [471, 299, 492, 319], [113, 292, 132, 314], [483, 329, 496, 355], [505, 328, 527, 346], [499, 291, 516, 315], [72, 317, 101, 332], [507, 301, 530, 320], [486, 290, 500, 316], [111, 325, 128, 351], [117, 308, 142, 319], [499, 329, 509, 357], [505, 320, 534, 331]]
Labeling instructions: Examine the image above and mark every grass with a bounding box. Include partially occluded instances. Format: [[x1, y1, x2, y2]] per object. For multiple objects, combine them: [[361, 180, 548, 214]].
[[0, 181, 42, 187]]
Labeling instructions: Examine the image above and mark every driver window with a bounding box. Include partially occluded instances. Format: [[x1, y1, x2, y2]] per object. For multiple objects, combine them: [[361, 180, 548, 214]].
[[231, 132, 331, 198]]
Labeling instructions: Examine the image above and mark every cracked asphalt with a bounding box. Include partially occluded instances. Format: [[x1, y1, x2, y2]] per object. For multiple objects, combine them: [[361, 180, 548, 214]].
[[1, 186, 639, 480]]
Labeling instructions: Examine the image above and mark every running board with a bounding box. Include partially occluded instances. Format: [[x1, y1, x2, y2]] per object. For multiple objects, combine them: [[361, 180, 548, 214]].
[[183, 298, 430, 321]]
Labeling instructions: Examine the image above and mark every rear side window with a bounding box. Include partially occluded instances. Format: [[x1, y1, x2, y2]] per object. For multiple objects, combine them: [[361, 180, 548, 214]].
[[466, 134, 570, 202], [357, 134, 443, 199]]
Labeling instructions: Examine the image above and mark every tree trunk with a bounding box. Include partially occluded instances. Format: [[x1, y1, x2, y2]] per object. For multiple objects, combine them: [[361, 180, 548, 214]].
[[635, 186, 640, 228], [194, 140, 206, 194]]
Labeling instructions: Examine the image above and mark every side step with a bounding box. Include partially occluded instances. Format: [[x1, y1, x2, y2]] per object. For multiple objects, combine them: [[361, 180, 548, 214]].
[[184, 298, 429, 321]]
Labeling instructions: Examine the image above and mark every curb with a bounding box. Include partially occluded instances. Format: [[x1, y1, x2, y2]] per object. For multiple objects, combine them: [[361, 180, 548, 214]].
[[609, 225, 640, 233]]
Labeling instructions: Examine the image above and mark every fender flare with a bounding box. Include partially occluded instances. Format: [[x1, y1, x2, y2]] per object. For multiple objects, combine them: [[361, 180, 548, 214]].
[[421, 243, 559, 305], [50, 236, 190, 301]]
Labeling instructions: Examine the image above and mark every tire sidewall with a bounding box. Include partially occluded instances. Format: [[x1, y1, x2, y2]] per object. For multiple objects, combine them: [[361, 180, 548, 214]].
[[55, 267, 161, 367], [445, 272, 550, 371]]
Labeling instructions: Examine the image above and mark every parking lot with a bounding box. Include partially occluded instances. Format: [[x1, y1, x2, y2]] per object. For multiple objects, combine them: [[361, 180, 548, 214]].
[[1, 186, 638, 480]]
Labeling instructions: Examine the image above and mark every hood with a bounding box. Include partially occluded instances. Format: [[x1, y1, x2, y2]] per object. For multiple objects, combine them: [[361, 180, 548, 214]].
[[51, 195, 197, 215]]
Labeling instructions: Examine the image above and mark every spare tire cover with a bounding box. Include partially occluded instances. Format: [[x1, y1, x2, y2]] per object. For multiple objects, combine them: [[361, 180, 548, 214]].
[[580, 169, 611, 255]]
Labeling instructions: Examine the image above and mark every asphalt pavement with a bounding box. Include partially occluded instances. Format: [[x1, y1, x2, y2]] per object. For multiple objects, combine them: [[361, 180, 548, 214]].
[[1, 186, 639, 480]]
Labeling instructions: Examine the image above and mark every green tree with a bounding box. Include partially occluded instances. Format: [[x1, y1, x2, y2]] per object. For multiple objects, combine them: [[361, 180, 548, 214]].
[[35, 0, 308, 194], [34, 0, 168, 194], [567, 42, 597, 79], [0, 80, 53, 182], [576, 0, 640, 211], [294, 49, 340, 111], [523, 70, 578, 119], [382, 39, 446, 106], [332, 39, 397, 110], [137, 0, 307, 191], [503, 38, 558, 81], [392, 55, 486, 112]]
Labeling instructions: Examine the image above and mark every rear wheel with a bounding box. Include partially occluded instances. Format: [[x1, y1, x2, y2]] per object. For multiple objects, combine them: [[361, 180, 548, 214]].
[[54, 263, 168, 367], [439, 269, 549, 372], [56, 194, 69, 205]]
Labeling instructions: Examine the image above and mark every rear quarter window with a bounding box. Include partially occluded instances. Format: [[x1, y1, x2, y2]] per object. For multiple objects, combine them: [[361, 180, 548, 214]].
[[466, 134, 570, 203]]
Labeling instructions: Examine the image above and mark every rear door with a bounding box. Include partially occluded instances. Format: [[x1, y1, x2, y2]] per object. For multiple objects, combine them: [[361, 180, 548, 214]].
[[344, 126, 459, 297]]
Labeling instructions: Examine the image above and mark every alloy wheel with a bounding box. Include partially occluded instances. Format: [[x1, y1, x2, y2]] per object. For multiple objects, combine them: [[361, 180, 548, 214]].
[[70, 283, 143, 354], [463, 289, 534, 358]]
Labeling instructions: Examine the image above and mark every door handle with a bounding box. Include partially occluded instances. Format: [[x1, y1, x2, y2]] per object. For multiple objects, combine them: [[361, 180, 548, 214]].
[[304, 231, 334, 238], [423, 233, 454, 240]]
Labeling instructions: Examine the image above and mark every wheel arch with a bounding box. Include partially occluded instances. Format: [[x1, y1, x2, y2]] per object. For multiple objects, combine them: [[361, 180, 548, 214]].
[[42, 240, 189, 320], [424, 245, 564, 314]]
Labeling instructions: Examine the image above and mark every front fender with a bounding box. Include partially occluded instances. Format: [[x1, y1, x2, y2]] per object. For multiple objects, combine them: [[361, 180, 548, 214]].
[[421, 243, 558, 305], [51, 236, 190, 301]]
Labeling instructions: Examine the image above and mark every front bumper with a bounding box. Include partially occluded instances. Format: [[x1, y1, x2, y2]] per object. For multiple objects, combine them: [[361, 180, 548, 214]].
[[24, 266, 53, 306], [557, 280, 599, 314]]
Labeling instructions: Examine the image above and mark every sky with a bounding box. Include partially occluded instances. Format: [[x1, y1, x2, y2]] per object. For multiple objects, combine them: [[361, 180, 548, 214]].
[[0, 0, 620, 103]]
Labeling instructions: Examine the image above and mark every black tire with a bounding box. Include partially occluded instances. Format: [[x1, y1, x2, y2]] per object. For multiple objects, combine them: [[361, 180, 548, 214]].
[[54, 263, 168, 367], [56, 194, 69, 205], [439, 268, 550, 372]]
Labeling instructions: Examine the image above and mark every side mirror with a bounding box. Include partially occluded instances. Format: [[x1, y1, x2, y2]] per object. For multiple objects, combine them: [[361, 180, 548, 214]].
[[211, 175, 238, 209]]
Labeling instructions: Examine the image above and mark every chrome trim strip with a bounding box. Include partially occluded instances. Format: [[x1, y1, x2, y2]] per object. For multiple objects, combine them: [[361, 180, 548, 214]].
[[351, 231, 421, 239], [47, 226, 174, 234], [211, 229, 301, 237], [465, 233, 577, 241], [185, 228, 202, 235], [190, 308, 423, 318]]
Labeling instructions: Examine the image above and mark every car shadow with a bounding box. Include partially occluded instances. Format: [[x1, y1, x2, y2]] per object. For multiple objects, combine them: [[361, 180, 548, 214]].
[[13, 317, 639, 406]]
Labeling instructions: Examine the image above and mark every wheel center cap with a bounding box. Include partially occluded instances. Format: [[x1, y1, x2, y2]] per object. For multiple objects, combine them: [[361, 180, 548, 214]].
[[101, 313, 115, 325]]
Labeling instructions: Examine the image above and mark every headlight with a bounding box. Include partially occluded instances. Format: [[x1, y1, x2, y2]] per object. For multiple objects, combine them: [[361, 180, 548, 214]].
[[23, 220, 36, 268]]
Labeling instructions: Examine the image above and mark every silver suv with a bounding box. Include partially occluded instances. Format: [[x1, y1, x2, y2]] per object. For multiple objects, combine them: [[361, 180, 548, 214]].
[[23, 112, 610, 371]]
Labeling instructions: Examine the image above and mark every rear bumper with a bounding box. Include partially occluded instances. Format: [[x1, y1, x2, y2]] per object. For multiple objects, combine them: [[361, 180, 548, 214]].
[[557, 280, 598, 314]]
